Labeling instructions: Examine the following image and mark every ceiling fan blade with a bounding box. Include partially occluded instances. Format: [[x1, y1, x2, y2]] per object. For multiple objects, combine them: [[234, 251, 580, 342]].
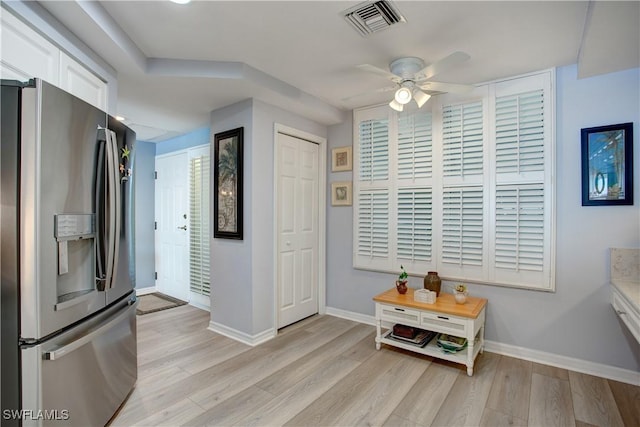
[[418, 81, 474, 94], [414, 51, 470, 81], [341, 85, 397, 102], [356, 64, 403, 83]]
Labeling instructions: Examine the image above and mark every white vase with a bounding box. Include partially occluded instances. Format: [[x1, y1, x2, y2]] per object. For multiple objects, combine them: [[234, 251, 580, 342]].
[[454, 291, 467, 304]]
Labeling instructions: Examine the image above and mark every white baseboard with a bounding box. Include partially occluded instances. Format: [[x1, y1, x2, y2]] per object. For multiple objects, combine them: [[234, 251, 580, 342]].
[[484, 340, 640, 386], [135, 286, 156, 296], [189, 301, 210, 312], [208, 321, 276, 347], [325, 306, 640, 386], [325, 306, 376, 326]]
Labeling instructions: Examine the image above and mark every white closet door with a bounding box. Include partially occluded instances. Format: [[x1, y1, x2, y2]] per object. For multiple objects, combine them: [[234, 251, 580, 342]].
[[277, 133, 319, 328]]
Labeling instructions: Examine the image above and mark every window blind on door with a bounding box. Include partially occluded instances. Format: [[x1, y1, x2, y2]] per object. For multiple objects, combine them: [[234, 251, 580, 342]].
[[189, 155, 210, 296]]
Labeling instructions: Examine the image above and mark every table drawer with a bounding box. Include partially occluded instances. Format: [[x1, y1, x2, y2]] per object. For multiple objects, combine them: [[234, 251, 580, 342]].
[[421, 312, 467, 335], [379, 305, 421, 325]]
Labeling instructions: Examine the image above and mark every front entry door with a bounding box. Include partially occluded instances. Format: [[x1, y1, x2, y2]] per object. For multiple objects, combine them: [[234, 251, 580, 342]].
[[155, 152, 189, 302], [277, 133, 320, 328]]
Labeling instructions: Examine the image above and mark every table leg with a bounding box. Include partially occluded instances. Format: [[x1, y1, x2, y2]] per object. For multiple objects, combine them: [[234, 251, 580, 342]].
[[466, 337, 474, 376], [375, 318, 381, 350]]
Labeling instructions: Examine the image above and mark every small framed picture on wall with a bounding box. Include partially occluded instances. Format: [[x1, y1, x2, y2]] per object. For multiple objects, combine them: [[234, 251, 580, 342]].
[[331, 146, 352, 172], [581, 122, 633, 206], [331, 181, 352, 206]]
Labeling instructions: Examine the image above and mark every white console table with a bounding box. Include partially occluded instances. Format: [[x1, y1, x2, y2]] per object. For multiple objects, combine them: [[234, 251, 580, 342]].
[[373, 288, 487, 376]]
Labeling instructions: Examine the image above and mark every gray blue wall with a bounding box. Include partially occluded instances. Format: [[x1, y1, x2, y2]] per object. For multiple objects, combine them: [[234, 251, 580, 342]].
[[133, 140, 156, 289], [155, 127, 210, 155], [325, 64, 640, 372], [210, 98, 328, 337]]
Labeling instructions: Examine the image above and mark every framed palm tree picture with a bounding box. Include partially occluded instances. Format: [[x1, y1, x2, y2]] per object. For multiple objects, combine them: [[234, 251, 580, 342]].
[[214, 127, 243, 239]]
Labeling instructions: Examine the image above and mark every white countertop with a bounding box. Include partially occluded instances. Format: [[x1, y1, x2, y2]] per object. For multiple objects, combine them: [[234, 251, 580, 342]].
[[611, 280, 640, 310]]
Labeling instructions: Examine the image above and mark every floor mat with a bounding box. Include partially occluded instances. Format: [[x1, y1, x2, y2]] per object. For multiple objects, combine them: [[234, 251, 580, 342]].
[[136, 292, 187, 315]]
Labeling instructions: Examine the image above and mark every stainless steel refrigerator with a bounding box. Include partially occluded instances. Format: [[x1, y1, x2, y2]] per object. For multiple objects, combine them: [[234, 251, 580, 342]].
[[1, 79, 138, 426]]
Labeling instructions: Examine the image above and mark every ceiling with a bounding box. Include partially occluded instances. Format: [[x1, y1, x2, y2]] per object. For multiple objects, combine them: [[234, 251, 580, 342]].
[[37, 1, 639, 142]]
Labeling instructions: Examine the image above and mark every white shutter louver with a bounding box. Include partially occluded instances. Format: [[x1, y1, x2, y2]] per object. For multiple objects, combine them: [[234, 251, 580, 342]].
[[357, 190, 389, 258], [442, 101, 484, 178], [495, 184, 545, 272], [189, 155, 211, 296], [495, 89, 545, 174], [397, 187, 432, 262], [359, 118, 389, 182], [442, 187, 483, 266], [397, 111, 432, 179]]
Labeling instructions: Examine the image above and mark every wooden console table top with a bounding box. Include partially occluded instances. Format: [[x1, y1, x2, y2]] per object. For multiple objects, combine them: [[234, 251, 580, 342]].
[[373, 288, 487, 319]]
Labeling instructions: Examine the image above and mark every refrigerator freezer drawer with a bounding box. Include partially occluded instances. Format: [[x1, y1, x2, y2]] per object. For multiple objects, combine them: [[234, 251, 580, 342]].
[[21, 299, 137, 427]]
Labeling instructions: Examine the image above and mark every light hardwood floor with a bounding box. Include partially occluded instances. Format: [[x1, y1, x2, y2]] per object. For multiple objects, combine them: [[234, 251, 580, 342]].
[[110, 305, 639, 427]]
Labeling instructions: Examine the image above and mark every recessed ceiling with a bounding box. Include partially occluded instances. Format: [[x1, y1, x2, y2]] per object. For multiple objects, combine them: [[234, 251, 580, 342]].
[[34, 1, 639, 142]]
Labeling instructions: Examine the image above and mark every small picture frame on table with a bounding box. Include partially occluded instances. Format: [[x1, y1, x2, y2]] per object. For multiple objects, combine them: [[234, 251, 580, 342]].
[[581, 122, 633, 206], [331, 146, 352, 172]]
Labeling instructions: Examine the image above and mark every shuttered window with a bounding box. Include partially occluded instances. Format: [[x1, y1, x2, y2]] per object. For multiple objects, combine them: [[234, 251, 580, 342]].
[[495, 184, 545, 271], [189, 155, 210, 296], [398, 111, 432, 179], [442, 187, 484, 266], [353, 69, 554, 291], [356, 190, 389, 259], [397, 187, 432, 262], [442, 101, 484, 178], [359, 118, 389, 182], [495, 89, 545, 175]]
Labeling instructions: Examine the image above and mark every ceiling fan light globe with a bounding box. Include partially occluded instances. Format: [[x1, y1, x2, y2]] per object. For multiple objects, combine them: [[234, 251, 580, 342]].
[[394, 87, 412, 105], [413, 90, 431, 108], [389, 99, 404, 112]]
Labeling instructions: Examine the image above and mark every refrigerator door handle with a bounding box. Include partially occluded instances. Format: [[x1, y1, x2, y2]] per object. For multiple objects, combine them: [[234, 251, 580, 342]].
[[42, 300, 136, 360], [95, 138, 107, 289], [105, 130, 121, 289]]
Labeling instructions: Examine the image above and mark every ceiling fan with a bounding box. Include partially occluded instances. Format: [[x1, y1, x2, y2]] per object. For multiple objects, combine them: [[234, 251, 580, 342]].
[[354, 51, 474, 111]]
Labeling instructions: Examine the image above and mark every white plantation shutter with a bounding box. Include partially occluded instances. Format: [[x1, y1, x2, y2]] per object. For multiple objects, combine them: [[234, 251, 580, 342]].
[[441, 187, 484, 266], [495, 184, 545, 271], [442, 101, 484, 178], [356, 189, 389, 259], [495, 89, 545, 176], [397, 187, 432, 262], [189, 155, 210, 296], [353, 70, 554, 290], [359, 118, 389, 182], [397, 111, 432, 179]]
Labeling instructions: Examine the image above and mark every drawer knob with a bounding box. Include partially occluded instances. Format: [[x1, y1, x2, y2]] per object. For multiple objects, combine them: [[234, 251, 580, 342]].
[[437, 315, 450, 320], [394, 308, 405, 312]]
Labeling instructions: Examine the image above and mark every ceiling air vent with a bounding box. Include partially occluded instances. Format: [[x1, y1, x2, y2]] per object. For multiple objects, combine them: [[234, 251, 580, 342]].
[[343, 0, 406, 37]]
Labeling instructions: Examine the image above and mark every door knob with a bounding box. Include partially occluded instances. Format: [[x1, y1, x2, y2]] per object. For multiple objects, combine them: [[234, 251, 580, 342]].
[[177, 225, 187, 230]]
